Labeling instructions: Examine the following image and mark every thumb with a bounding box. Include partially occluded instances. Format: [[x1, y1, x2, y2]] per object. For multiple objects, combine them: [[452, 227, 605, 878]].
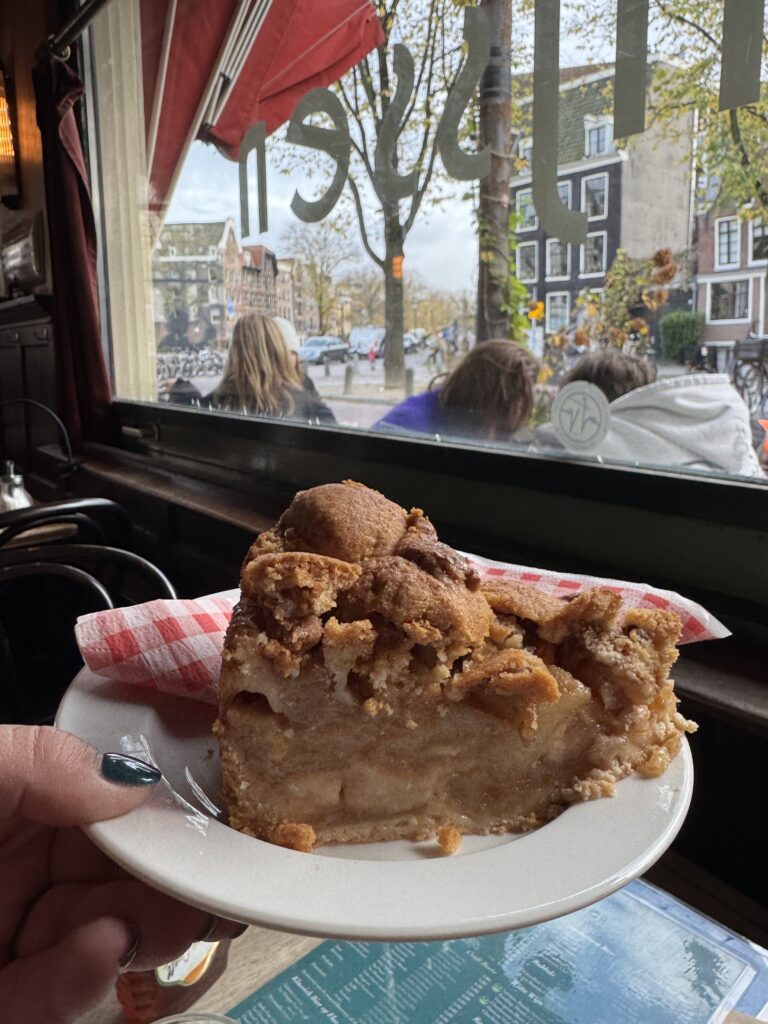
[[0, 725, 161, 827], [1, 916, 134, 1024]]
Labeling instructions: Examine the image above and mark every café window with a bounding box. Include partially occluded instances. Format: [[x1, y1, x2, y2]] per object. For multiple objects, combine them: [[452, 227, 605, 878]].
[[545, 292, 570, 333], [545, 239, 570, 280], [82, 0, 768, 488], [516, 189, 538, 231], [582, 174, 608, 220], [715, 218, 740, 269], [708, 280, 750, 322], [517, 242, 538, 283], [750, 221, 768, 263], [581, 232, 607, 276]]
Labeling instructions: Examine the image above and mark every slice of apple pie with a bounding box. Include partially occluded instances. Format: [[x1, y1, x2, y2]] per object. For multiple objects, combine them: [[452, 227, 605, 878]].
[[214, 481, 695, 853]]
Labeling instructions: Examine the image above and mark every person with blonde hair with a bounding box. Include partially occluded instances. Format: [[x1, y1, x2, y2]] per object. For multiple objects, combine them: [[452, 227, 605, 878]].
[[163, 314, 335, 424], [374, 340, 540, 444]]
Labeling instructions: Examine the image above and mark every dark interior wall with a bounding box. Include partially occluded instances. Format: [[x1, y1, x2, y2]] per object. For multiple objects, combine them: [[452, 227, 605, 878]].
[[0, 0, 61, 295]]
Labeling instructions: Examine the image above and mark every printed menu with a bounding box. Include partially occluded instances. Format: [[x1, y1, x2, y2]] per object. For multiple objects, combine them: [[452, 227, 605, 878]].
[[228, 881, 768, 1024]]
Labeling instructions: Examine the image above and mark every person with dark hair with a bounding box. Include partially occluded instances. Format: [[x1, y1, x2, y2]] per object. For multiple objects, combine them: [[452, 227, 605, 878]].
[[373, 340, 540, 444], [559, 348, 657, 402]]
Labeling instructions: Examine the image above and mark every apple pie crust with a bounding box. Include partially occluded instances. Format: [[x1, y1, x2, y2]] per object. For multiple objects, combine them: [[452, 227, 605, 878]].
[[215, 481, 696, 853]]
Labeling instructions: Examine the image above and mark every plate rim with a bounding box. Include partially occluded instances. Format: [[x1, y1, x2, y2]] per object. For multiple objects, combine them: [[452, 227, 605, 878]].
[[58, 668, 694, 942]]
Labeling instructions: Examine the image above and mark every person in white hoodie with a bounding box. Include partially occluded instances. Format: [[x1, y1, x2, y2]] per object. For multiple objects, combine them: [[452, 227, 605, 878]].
[[535, 349, 765, 479]]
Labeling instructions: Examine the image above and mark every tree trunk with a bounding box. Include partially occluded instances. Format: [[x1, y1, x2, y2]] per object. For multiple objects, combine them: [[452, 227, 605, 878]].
[[476, 0, 512, 344], [383, 203, 406, 387]]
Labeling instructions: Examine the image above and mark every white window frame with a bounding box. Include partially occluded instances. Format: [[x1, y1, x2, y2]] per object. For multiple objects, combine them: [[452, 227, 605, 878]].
[[517, 135, 533, 164], [714, 216, 740, 271], [517, 241, 539, 284], [581, 172, 609, 221], [706, 276, 752, 324], [545, 238, 571, 281], [545, 291, 571, 333], [580, 230, 608, 278], [516, 189, 538, 232], [748, 220, 768, 266], [557, 180, 572, 209], [584, 115, 613, 158]]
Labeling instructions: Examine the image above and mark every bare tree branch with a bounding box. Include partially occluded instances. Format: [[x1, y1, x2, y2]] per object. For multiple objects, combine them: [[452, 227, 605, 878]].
[[347, 174, 385, 267]]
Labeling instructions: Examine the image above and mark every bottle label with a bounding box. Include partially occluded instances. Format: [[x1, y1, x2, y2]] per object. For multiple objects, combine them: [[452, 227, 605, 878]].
[[154, 941, 220, 987]]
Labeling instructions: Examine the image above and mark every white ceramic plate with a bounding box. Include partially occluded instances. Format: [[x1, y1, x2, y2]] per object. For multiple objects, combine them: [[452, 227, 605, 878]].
[[56, 668, 693, 942]]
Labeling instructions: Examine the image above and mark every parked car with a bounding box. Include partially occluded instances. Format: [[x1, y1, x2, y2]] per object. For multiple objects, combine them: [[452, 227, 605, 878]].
[[299, 336, 350, 364], [403, 332, 420, 353]]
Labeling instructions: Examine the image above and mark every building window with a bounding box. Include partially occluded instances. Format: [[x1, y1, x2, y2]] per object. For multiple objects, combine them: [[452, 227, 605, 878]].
[[546, 292, 570, 333], [517, 241, 538, 283], [516, 189, 538, 231], [715, 218, 740, 269], [750, 221, 768, 263], [557, 181, 571, 209], [546, 238, 570, 279], [582, 174, 608, 219], [709, 280, 750, 321], [208, 267, 219, 282], [581, 232, 607, 275], [517, 136, 532, 164], [585, 117, 613, 157]]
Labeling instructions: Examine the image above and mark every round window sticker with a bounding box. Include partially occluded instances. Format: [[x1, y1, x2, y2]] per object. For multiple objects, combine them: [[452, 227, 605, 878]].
[[551, 381, 610, 452]]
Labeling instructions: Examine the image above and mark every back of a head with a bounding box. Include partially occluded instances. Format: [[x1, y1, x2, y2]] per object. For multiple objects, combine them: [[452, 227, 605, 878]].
[[217, 314, 302, 414], [440, 339, 540, 439], [561, 348, 656, 403], [273, 316, 301, 356]]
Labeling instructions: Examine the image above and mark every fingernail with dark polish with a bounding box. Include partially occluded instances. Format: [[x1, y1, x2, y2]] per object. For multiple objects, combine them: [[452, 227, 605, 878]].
[[101, 753, 162, 786], [118, 933, 140, 972], [231, 922, 248, 940]]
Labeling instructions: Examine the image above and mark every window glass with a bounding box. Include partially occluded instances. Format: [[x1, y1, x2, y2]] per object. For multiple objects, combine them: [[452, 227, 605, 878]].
[[752, 222, 768, 262], [88, 0, 768, 485], [517, 242, 538, 283], [583, 175, 608, 219], [546, 293, 570, 332], [716, 219, 740, 268], [710, 281, 749, 321], [582, 233, 607, 275], [546, 239, 569, 279], [516, 189, 538, 230]]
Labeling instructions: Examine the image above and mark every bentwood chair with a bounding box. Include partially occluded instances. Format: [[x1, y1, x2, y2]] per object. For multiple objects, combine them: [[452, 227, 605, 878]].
[[0, 544, 177, 726]]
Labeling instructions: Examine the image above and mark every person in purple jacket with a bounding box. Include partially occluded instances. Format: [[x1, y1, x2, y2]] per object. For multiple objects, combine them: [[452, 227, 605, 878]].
[[374, 340, 540, 445]]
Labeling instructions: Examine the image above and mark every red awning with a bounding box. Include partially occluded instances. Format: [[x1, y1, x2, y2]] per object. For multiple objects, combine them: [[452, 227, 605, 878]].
[[140, 0, 385, 217]]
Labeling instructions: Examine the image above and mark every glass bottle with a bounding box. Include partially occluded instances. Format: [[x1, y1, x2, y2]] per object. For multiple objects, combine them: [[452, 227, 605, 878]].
[[116, 939, 232, 1024]]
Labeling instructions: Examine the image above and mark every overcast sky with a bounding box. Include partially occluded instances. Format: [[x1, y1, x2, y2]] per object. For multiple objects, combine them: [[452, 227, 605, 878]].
[[165, 9, 620, 293]]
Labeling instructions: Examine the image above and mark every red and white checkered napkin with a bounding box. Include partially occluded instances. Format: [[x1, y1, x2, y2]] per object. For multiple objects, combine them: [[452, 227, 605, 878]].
[[75, 558, 729, 704]]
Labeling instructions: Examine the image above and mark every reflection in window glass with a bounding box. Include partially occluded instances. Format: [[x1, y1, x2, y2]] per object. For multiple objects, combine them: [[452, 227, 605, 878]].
[[583, 175, 607, 219], [716, 219, 740, 268], [710, 281, 749, 321], [516, 189, 537, 231], [546, 239, 569, 279], [582, 233, 607, 275], [88, 0, 768, 483], [751, 222, 768, 262], [517, 242, 538, 283], [546, 293, 570, 333]]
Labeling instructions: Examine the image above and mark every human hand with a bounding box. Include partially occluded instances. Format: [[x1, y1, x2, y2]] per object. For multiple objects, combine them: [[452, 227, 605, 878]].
[[0, 726, 245, 1024]]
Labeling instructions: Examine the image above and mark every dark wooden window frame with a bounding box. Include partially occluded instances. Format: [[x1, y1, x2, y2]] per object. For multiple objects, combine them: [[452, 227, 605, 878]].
[[114, 399, 768, 638]]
